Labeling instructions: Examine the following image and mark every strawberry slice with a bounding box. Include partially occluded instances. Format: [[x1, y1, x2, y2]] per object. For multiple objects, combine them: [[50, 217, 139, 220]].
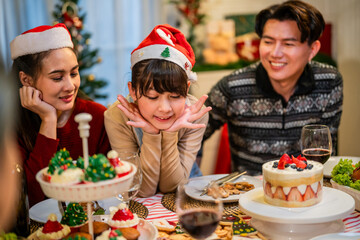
[[287, 187, 303, 202], [316, 183, 322, 197], [273, 187, 286, 200], [303, 186, 315, 201], [277, 160, 285, 169], [291, 155, 299, 164], [264, 182, 273, 198], [296, 160, 307, 169], [292, 155, 306, 169], [280, 154, 292, 164], [296, 155, 307, 161]]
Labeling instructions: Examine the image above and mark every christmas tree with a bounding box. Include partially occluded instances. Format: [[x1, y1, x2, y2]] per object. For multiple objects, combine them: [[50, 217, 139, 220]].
[[53, 0, 107, 99]]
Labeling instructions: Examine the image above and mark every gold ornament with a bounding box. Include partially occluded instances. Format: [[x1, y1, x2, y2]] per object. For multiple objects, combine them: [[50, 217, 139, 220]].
[[88, 74, 95, 81]]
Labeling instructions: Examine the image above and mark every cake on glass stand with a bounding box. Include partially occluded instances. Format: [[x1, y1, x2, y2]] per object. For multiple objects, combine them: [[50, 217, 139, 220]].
[[36, 113, 136, 239]]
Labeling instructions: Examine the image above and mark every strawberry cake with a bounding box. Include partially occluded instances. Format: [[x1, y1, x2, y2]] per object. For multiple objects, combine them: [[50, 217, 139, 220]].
[[262, 154, 323, 207], [108, 203, 139, 229], [36, 213, 71, 239]]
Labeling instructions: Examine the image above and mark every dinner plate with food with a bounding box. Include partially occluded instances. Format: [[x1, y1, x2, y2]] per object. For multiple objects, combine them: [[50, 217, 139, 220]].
[[184, 174, 262, 202]]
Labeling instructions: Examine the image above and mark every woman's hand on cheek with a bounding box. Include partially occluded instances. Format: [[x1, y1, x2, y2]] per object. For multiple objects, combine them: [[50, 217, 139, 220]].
[[117, 95, 160, 134], [166, 95, 212, 132], [19, 86, 56, 121]]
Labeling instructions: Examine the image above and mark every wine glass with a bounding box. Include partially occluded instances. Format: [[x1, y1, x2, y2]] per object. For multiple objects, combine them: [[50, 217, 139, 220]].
[[117, 152, 142, 204], [301, 124, 332, 164], [176, 179, 223, 239]]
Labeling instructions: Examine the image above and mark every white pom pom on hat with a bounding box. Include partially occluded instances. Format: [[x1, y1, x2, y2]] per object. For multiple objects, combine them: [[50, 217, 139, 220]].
[[10, 23, 73, 60], [131, 24, 197, 81]]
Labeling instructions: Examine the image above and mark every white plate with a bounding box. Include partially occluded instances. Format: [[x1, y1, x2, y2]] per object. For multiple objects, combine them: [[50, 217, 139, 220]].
[[310, 232, 360, 240], [239, 187, 354, 224], [185, 174, 262, 203], [30, 197, 124, 223], [323, 156, 360, 178], [28, 219, 157, 240]]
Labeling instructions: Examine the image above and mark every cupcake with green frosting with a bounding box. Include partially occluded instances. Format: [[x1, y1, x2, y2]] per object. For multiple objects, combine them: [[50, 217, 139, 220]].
[[84, 154, 116, 182], [61, 202, 88, 233], [45, 148, 84, 184]]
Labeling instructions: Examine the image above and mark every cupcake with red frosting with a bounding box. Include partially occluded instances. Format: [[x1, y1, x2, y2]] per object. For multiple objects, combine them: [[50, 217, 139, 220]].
[[36, 213, 71, 239], [108, 203, 139, 229], [107, 150, 132, 178]]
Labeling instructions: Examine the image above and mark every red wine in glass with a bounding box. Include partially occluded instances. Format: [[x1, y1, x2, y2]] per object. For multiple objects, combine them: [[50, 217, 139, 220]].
[[302, 148, 331, 164], [179, 209, 221, 239]]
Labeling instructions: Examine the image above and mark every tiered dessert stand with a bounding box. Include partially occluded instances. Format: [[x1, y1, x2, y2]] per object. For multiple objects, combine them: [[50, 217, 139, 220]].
[[239, 187, 355, 240], [36, 113, 136, 239]]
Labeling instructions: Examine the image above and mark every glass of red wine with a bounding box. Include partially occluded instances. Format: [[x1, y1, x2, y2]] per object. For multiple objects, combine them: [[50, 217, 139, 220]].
[[176, 179, 223, 239], [301, 124, 332, 164]]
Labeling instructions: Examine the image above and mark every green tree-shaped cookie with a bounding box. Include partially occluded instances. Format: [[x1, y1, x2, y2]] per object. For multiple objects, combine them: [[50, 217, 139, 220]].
[[61, 202, 88, 227]]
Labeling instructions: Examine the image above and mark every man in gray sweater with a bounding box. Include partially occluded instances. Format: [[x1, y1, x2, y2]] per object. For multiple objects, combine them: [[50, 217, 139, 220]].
[[203, 0, 343, 175]]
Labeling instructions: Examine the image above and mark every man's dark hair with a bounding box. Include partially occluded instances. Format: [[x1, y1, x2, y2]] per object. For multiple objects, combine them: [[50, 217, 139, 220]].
[[255, 0, 325, 45]]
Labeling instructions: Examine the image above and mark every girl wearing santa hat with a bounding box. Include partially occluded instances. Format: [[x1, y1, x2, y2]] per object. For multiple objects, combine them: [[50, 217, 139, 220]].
[[105, 24, 211, 197], [10, 23, 111, 207]]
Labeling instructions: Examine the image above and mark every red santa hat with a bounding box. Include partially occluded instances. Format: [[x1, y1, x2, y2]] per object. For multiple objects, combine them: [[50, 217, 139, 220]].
[[131, 24, 197, 81], [10, 23, 73, 60]]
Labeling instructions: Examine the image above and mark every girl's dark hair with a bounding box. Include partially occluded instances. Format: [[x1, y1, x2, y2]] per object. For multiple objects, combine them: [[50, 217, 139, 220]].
[[12, 48, 90, 152], [255, 0, 325, 45], [131, 59, 188, 98]]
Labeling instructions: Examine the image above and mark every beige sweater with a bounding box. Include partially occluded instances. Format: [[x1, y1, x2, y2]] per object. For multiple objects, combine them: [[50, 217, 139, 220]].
[[104, 94, 208, 197]]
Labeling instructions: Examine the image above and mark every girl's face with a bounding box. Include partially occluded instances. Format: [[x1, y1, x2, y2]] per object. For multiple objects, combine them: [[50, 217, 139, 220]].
[[34, 48, 80, 112], [130, 87, 187, 130]]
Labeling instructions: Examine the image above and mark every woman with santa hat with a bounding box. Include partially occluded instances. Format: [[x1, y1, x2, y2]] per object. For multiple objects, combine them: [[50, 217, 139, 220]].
[[10, 23, 111, 207]]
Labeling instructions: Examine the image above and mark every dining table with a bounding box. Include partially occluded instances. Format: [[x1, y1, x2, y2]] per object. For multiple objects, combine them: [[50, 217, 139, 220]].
[[29, 176, 360, 240]]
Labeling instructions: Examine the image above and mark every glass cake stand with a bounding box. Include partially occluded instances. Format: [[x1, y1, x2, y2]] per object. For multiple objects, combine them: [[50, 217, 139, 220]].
[[239, 187, 355, 240], [35, 113, 136, 239]]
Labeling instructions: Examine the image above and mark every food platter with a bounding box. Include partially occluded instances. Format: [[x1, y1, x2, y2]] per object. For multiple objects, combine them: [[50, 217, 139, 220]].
[[184, 174, 262, 203], [323, 156, 360, 178], [35, 164, 136, 202]]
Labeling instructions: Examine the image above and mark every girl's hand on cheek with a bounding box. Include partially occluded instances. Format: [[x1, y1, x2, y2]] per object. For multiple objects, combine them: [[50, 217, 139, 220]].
[[166, 95, 212, 132], [117, 95, 159, 134], [19, 86, 56, 121]]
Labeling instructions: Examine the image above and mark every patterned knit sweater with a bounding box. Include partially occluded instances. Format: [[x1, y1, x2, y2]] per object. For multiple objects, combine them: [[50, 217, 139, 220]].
[[204, 61, 343, 175]]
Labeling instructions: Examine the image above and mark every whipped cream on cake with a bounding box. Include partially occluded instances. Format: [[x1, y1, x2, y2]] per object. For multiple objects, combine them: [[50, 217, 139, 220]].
[[108, 203, 139, 228], [262, 154, 323, 207], [50, 168, 84, 184]]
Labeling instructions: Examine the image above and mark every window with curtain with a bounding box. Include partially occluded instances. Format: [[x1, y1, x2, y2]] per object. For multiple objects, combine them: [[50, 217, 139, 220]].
[[0, 0, 163, 106]]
